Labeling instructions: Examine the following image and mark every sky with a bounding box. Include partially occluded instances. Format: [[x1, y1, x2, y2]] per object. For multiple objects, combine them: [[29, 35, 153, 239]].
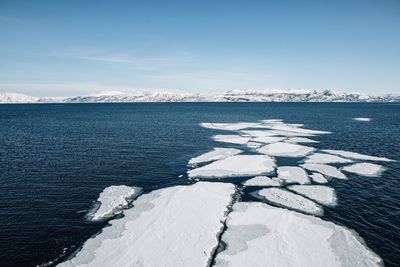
[[0, 0, 399, 97]]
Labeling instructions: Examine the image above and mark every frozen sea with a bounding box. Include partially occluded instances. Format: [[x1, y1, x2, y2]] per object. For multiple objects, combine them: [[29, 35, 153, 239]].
[[0, 102, 399, 267]]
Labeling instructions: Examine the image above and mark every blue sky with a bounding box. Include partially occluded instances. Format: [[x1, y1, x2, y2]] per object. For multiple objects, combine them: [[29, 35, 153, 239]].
[[0, 0, 399, 96]]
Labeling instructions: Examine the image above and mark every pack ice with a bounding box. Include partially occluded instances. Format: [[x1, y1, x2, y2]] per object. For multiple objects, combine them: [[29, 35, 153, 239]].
[[59, 182, 235, 267], [90, 185, 142, 221], [288, 185, 337, 206], [304, 152, 353, 164], [254, 188, 323, 215], [342, 162, 386, 177], [188, 148, 242, 165], [322, 149, 393, 162], [242, 176, 282, 187], [188, 155, 276, 178], [201, 122, 260, 131], [257, 142, 315, 157], [276, 166, 310, 184], [301, 163, 347, 179], [213, 135, 251, 144], [214, 202, 382, 267]]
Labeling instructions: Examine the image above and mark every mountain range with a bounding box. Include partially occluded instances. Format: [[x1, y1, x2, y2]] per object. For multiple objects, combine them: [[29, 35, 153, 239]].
[[1, 89, 399, 103]]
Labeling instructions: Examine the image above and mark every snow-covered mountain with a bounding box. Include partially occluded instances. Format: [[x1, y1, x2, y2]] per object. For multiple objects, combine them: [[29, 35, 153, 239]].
[[0, 92, 39, 103], [0, 89, 399, 104]]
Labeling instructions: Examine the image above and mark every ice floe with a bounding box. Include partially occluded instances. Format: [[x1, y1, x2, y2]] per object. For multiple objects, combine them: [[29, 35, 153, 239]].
[[342, 162, 386, 177], [276, 166, 310, 184], [252, 136, 286, 144], [90, 185, 142, 221], [288, 185, 337, 206], [301, 163, 347, 179], [245, 141, 263, 149], [201, 122, 260, 131], [213, 135, 251, 144], [285, 137, 319, 143], [268, 129, 316, 137], [59, 182, 235, 267], [254, 188, 323, 215], [240, 130, 278, 137], [310, 172, 328, 184], [353, 117, 371, 122], [304, 153, 353, 164], [260, 119, 283, 124], [257, 142, 315, 157], [322, 149, 393, 162], [263, 124, 331, 135], [188, 155, 276, 178], [188, 148, 242, 165], [242, 176, 282, 187], [214, 202, 382, 267]]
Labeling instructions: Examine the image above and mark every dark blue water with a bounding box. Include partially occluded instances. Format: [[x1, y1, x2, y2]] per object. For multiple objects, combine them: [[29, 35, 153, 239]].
[[0, 103, 399, 267]]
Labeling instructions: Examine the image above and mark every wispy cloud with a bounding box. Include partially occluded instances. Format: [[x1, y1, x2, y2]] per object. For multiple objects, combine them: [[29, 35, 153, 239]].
[[47, 47, 194, 71]]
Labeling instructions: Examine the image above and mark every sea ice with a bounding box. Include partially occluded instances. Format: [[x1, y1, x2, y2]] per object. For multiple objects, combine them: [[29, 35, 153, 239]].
[[342, 162, 386, 177], [285, 137, 319, 143], [242, 176, 282, 187], [213, 135, 251, 144], [59, 182, 235, 267], [257, 142, 315, 157], [322, 149, 393, 162], [188, 148, 242, 165], [252, 136, 287, 144], [304, 153, 353, 164], [255, 188, 323, 215], [245, 141, 263, 149], [201, 122, 260, 131], [268, 129, 316, 137], [301, 163, 347, 179], [240, 130, 278, 137], [276, 166, 310, 184], [214, 202, 382, 267], [310, 172, 328, 184], [260, 119, 284, 124], [263, 124, 331, 135], [288, 185, 337, 206], [90, 185, 142, 221], [188, 155, 276, 178], [353, 117, 371, 122]]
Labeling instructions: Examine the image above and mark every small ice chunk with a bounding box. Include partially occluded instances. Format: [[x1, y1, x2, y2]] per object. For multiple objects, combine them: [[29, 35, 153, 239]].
[[353, 117, 371, 122], [304, 153, 353, 164], [60, 182, 235, 267], [240, 130, 278, 137], [288, 185, 337, 206], [214, 202, 382, 267], [342, 163, 386, 177], [277, 166, 310, 184], [254, 188, 323, 215], [188, 148, 242, 165], [90, 186, 142, 221], [285, 137, 319, 143], [243, 176, 282, 187], [188, 155, 276, 178], [257, 142, 315, 157], [322, 149, 393, 162], [252, 136, 287, 144], [246, 141, 263, 149], [213, 135, 251, 144], [201, 122, 261, 131], [301, 164, 347, 179], [310, 172, 328, 184]]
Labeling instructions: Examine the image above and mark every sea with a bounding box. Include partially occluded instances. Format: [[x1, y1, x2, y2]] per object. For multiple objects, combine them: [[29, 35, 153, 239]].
[[0, 102, 399, 267]]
